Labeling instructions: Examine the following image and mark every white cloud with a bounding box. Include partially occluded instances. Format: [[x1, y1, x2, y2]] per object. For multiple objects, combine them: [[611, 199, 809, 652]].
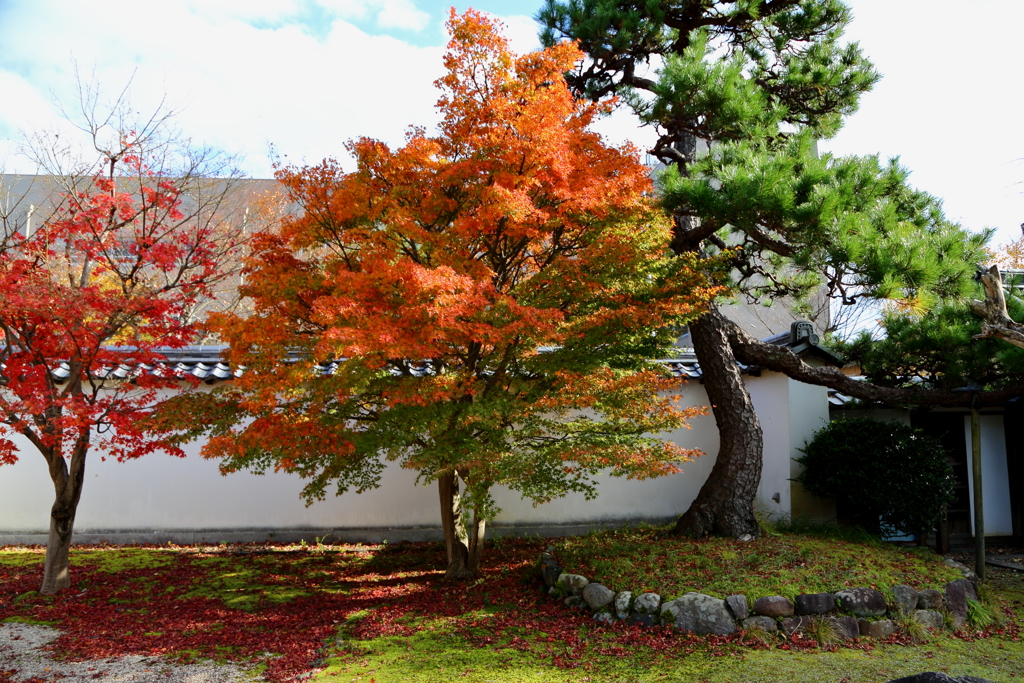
[[0, 1, 651, 182], [492, 12, 542, 54], [315, 0, 375, 21], [181, 0, 302, 23], [0, 0, 446, 177], [376, 0, 430, 31], [316, 0, 429, 31]]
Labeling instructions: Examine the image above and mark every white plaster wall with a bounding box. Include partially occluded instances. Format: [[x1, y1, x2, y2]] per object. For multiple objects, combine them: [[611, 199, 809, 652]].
[[491, 379, 721, 525], [964, 415, 1014, 537], [0, 373, 806, 536], [785, 377, 833, 521], [746, 372, 792, 519], [0, 429, 440, 534]]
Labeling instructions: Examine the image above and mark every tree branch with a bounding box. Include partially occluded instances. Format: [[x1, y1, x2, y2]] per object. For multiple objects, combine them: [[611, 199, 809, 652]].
[[971, 264, 1024, 349], [719, 310, 1024, 407]]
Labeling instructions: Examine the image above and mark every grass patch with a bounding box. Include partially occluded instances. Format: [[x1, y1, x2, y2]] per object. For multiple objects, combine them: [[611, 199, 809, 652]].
[[552, 523, 961, 600]]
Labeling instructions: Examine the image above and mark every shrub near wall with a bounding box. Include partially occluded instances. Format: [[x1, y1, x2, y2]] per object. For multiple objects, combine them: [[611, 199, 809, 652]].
[[796, 418, 956, 539]]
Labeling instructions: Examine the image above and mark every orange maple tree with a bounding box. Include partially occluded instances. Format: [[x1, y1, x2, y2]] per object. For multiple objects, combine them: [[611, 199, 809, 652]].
[[160, 11, 720, 578]]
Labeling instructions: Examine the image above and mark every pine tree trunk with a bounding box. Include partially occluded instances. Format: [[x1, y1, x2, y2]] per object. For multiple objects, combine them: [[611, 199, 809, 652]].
[[438, 471, 483, 579], [672, 307, 763, 538], [40, 434, 89, 595]]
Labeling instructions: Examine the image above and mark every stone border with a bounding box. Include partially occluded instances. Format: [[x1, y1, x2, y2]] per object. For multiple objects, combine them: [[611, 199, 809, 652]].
[[537, 552, 982, 639]]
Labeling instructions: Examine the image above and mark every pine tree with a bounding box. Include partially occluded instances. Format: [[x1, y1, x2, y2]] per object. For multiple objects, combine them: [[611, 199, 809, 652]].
[[539, 0, 1002, 537]]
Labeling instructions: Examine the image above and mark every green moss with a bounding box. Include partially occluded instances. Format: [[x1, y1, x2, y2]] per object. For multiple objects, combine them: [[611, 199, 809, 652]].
[[0, 550, 45, 566], [552, 525, 961, 601], [72, 548, 175, 573], [3, 616, 59, 626], [180, 556, 311, 611], [311, 624, 1024, 683]]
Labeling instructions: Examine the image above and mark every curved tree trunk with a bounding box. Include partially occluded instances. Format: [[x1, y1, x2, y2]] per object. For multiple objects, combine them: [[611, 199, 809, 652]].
[[438, 470, 485, 579], [40, 433, 89, 595], [672, 307, 763, 538]]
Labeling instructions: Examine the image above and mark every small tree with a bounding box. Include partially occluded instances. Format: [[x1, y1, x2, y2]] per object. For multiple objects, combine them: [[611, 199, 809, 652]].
[[0, 86, 244, 594], [796, 418, 956, 540], [155, 11, 719, 579]]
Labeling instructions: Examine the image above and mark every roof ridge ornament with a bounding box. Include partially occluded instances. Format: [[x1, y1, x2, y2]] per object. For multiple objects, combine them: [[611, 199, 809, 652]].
[[790, 320, 818, 346]]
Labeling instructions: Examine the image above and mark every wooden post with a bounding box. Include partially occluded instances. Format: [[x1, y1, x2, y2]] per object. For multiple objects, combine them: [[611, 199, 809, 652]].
[[971, 404, 986, 580], [937, 504, 950, 555]]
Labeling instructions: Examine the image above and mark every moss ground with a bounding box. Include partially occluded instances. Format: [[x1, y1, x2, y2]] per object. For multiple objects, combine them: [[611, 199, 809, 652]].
[[550, 523, 962, 601], [1, 532, 1021, 683]]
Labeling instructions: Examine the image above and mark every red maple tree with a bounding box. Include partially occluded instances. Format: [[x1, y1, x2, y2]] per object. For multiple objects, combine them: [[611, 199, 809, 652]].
[[0, 141, 242, 593], [157, 10, 721, 578]]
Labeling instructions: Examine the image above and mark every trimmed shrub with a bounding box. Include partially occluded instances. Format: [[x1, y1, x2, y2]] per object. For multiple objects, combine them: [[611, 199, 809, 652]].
[[796, 418, 956, 539]]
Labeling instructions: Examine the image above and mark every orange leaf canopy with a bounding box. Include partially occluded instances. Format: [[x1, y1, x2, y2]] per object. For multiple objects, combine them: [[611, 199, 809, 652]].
[[195, 10, 720, 512]]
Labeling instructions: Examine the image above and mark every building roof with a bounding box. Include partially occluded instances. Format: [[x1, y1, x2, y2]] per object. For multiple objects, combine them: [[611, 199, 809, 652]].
[[21, 318, 841, 386]]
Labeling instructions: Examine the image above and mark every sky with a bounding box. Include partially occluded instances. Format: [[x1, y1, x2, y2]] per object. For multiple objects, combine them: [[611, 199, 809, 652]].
[[1, 0, 1022, 247]]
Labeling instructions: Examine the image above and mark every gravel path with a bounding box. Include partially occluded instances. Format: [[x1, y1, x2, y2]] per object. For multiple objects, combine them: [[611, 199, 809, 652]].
[[0, 623, 254, 682]]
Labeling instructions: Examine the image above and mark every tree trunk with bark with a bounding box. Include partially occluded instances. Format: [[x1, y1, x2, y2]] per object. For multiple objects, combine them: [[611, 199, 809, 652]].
[[438, 470, 485, 579], [672, 307, 763, 538], [972, 264, 1024, 349], [40, 433, 89, 595]]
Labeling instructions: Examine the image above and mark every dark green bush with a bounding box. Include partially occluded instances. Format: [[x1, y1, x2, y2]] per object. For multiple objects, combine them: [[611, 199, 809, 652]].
[[796, 417, 956, 539]]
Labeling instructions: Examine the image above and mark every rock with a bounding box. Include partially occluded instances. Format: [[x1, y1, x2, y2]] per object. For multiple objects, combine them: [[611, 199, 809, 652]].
[[913, 610, 945, 630], [592, 612, 614, 625], [944, 557, 979, 582], [582, 583, 615, 611], [824, 615, 860, 640], [892, 585, 919, 616], [858, 618, 897, 638], [943, 579, 978, 627], [887, 674, 996, 683], [741, 615, 777, 632], [834, 587, 887, 617], [725, 594, 749, 620], [781, 616, 812, 636], [917, 589, 943, 610], [632, 592, 661, 616], [557, 573, 589, 597], [752, 595, 794, 617], [540, 561, 562, 588], [794, 592, 836, 615], [737, 534, 755, 542], [626, 613, 655, 628], [661, 592, 736, 636], [564, 596, 583, 608], [613, 591, 632, 620]]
